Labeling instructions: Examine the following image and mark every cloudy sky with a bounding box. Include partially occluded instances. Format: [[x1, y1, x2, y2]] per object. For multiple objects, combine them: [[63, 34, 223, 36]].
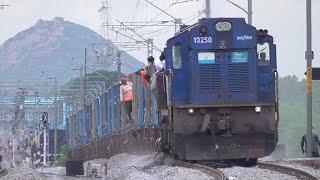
[[0, 0, 319, 78]]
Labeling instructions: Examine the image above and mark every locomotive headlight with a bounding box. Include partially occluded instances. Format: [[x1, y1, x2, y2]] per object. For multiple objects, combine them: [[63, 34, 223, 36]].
[[188, 108, 194, 114], [215, 22, 232, 32], [255, 106, 261, 113]]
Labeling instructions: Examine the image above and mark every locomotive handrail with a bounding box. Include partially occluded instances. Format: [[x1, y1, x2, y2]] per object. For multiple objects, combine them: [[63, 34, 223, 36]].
[[272, 69, 279, 122]]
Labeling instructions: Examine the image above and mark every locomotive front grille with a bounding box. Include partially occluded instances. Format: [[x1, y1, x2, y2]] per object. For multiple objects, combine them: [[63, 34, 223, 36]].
[[228, 63, 249, 91], [199, 64, 221, 93]]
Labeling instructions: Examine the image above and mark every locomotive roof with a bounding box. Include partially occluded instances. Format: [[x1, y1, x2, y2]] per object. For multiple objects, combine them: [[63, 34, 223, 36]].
[[173, 17, 247, 37]]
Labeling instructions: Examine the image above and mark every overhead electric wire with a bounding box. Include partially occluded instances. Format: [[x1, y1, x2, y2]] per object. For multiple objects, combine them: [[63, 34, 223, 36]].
[[115, 18, 162, 52], [131, 0, 140, 22], [98, 0, 200, 70], [91, 42, 138, 70], [146, 12, 200, 38], [111, 28, 145, 45], [144, 0, 179, 22], [141, 11, 199, 36], [144, 0, 179, 25]]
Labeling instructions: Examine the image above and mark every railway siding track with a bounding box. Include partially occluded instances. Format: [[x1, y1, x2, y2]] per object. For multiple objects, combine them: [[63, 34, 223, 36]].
[[257, 162, 320, 180], [168, 159, 227, 180], [0, 168, 8, 178]]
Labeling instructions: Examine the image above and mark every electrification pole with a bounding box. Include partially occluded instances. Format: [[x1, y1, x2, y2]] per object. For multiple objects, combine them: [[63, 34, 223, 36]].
[[43, 126, 47, 166], [42, 112, 48, 167], [116, 51, 121, 81], [225, 0, 253, 25], [12, 135, 14, 167], [306, 0, 313, 158], [54, 77, 58, 164], [205, 0, 211, 18], [248, 0, 252, 25], [80, 66, 84, 107], [174, 19, 182, 33], [147, 39, 153, 57], [84, 48, 87, 105]]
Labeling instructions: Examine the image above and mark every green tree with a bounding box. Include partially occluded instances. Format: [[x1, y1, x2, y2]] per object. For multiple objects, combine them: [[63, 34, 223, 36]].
[[57, 144, 68, 166], [278, 75, 320, 157]]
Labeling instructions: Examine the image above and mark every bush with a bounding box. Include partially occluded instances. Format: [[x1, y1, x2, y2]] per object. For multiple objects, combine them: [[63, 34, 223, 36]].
[[57, 144, 68, 166]]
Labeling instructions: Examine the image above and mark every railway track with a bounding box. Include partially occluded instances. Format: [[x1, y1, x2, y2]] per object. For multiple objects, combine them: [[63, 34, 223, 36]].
[[0, 168, 8, 178], [257, 162, 319, 180], [168, 159, 227, 180]]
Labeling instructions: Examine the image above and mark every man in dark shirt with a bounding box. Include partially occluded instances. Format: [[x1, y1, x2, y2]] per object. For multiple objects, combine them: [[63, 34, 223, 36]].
[[301, 130, 320, 157]]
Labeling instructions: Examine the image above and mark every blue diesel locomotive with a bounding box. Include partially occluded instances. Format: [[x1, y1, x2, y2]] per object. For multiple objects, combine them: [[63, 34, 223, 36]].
[[157, 18, 278, 164], [67, 17, 278, 167]]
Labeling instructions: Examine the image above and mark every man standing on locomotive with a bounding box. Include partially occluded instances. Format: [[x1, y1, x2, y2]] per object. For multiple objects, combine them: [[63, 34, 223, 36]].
[[150, 52, 166, 101], [301, 129, 320, 157], [120, 78, 133, 127], [135, 68, 151, 87]]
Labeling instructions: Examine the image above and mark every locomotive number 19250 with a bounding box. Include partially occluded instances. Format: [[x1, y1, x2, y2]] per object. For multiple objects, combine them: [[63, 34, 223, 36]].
[[193, 37, 212, 44]]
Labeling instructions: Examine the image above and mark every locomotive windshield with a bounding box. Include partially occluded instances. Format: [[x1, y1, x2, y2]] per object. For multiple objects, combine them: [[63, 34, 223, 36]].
[[172, 43, 182, 69], [257, 42, 270, 66]]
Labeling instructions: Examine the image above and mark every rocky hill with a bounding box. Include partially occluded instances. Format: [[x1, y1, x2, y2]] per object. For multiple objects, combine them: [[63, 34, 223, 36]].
[[0, 17, 145, 82]]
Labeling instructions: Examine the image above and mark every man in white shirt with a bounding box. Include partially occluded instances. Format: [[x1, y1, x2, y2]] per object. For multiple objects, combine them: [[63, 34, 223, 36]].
[[149, 52, 165, 72], [154, 57, 164, 71], [150, 51, 166, 101]]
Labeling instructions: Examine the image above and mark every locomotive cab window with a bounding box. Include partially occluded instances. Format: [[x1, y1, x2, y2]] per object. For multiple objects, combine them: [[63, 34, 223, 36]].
[[172, 43, 182, 69], [257, 42, 270, 66]]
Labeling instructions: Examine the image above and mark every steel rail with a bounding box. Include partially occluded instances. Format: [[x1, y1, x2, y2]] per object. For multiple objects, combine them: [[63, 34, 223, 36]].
[[168, 159, 227, 180], [257, 162, 319, 180], [0, 168, 8, 178]]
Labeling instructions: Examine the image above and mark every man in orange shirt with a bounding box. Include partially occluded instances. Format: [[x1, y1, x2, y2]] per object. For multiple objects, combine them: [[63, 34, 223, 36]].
[[135, 68, 151, 87], [120, 78, 133, 124]]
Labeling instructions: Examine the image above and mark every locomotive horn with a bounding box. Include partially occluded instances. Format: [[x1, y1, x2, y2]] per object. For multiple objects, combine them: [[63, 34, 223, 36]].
[[258, 29, 264, 36]]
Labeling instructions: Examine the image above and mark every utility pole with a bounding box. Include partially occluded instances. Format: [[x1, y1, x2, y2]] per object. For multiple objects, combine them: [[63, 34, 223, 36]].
[[248, 0, 252, 25], [174, 19, 182, 33], [205, 0, 211, 18], [11, 109, 15, 168], [42, 112, 48, 167], [80, 66, 84, 107], [84, 48, 87, 105], [65, 103, 68, 125], [116, 51, 122, 81], [225, 0, 253, 25], [147, 39, 153, 57], [12, 134, 14, 167], [43, 126, 47, 166], [54, 77, 58, 164], [306, 0, 313, 158]]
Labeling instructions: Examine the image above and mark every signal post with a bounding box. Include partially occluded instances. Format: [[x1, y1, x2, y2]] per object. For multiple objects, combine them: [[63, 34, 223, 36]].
[[42, 112, 48, 166], [306, 0, 314, 158]]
